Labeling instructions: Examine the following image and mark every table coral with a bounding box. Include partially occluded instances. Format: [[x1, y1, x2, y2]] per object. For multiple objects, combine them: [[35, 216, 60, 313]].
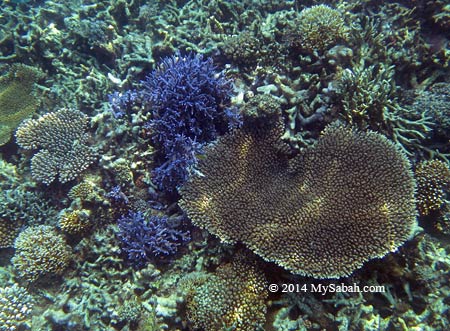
[[0, 63, 43, 146], [180, 124, 417, 278], [15, 108, 96, 184]]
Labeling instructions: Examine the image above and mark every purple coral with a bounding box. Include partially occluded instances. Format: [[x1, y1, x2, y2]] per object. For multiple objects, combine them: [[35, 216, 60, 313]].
[[116, 211, 190, 267], [142, 52, 241, 193]]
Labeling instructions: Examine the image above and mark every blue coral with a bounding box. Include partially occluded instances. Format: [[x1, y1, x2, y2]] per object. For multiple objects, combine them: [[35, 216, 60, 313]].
[[142, 52, 241, 192], [116, 211, 190, 267]]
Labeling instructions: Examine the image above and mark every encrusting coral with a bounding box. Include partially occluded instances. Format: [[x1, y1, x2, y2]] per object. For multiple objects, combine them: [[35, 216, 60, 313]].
[[0, 63, 43, 146], [180, 123, 417, 278], [415, 159, 450, 216], [15, 108, 96, 184], [12, 225, 72, 282], [184, 251, 268, 331]]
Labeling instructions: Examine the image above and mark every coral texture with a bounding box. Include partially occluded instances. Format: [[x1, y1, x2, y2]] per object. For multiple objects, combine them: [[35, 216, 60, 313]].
[[0, 284, 33, 331], [180, 124, 417, 278], [185, 252, 268, 331], [117, 211, 190, 267], [12, 225, 72, 282], [290, 4, 349, 54], [141, 52, 240, 192], [15, 108, 96, 184], [0, 64, 42, 146], [59, 209, 91, 235], [415, 159, 450, 216]]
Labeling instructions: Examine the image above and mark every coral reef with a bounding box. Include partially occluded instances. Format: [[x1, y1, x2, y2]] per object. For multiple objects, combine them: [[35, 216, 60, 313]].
[[117, 211, 190, 268], [15, 108, 96, 184], [0, 63, 43, 146], [415, 159, 450, 216], [0, 283, 33, 331], [184, 251, 268, 331], [180, 124, 417, 278], [12, 225, 72, 282]]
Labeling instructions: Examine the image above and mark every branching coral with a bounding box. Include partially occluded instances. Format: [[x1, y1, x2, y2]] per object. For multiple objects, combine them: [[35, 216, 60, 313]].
[[0, 63, 43, 146], [337, 60, 434, 156], [116, 211, 190, 268], [140, 52, 240, 193], [415, 159, 450, 216], [15, 108, 96, 184], [180, 124, 417, 278], [185, 251, 268, 331], [12, 225, 72, 282]]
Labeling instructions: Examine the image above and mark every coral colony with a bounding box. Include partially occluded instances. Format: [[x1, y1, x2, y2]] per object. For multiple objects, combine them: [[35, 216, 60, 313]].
[[0, 0, 449, 330]]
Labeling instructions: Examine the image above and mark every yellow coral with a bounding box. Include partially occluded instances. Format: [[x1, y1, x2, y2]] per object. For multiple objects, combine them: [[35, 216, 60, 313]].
[[0, 64, 43, 146], [12, 225, 72, 282], [59, 209, 91, 235]]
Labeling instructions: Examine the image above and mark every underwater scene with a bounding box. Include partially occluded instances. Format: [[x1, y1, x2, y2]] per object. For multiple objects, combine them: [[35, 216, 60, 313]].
[[0, 0, 449, 330]]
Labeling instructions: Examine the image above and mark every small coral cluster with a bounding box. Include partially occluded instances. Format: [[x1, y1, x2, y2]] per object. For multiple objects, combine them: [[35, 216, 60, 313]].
[[415, 159, 450, 216], [0, 284, 33, 331], [59, 209, 92, 235], [180, 124, 417, 278], [185, 252, 268, 331], [289, 4, 349, 54], [15, 108, 96, 184], [12, 225, 72, 282], [141, 52, 241, 193], [116, 211, 190, 267]]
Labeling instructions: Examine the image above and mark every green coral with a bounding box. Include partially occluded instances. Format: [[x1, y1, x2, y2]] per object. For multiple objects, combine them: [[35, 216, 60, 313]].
[[0, 63, 43, 146], [289, 4, 349, 54], [337, 60, 433, 156]]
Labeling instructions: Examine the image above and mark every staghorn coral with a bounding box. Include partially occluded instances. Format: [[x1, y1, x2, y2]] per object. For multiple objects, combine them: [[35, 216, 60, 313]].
[[117, 211, 190, 268], [140, 52, 241, 193], [415, 159, 450, 216], [184, 251, 268, 331], [180, 124, 417, 278], [15, 108, 96, 184], [12, 225, 72, 282], [288, 4, 349, 54], [0, 63, 43, 146], [336, 61, 434, 156], [0, 283, 33, 331]]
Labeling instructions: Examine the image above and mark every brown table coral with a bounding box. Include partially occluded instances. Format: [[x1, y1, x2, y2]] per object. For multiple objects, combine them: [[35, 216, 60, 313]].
[[180, 124, 417, 278]]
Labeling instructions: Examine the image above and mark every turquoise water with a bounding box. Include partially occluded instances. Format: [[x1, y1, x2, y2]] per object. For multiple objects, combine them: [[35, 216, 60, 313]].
[[0, 0, 449, 330]]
